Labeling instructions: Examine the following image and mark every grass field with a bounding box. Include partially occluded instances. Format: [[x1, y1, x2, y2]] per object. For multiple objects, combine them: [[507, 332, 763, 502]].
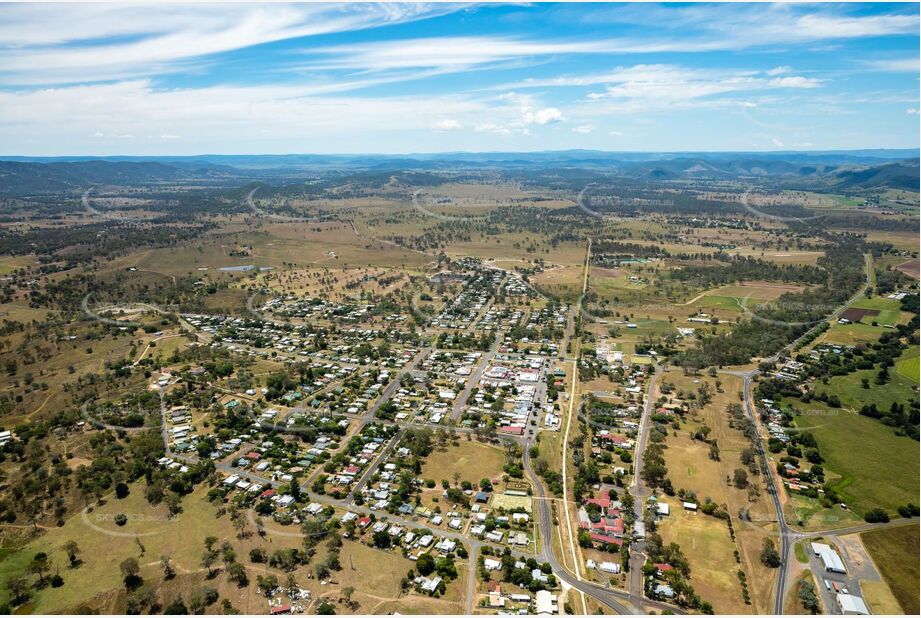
[[532, 265, 586, 301], [860, 579, 903, 615], [792, 408, 920, 514], [860, 525, 920, 614], [658, 371, 776, 612], [896, 350, 920, 384], [787, 494, 862, 531], [0, 478, 463, 614], [420, 441, 507, 487], [810, 364, 918, 415], [0, 255, 37, 275], [657, 499, 749, 614]]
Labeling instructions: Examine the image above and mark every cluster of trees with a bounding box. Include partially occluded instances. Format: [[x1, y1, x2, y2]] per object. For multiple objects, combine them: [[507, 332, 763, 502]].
[[670, 256, 826, 288], [675, 240, 870, 368], [478, 548, 557, 593], [640, 442, 671, 494]]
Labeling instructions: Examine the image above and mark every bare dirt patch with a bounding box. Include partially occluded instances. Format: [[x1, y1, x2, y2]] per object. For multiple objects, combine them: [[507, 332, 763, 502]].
[[840, 307, 880, 323], [896, 258, 920, 280]]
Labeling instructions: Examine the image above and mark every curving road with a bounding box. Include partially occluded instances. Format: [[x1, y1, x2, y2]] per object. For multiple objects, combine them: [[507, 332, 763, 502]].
[[726, 253, 874, 614]]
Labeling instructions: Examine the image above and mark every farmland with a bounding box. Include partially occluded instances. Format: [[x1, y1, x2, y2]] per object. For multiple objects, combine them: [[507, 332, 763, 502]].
[[792, 409, 919, 515], [0, 152, 917, 617], [861, 525, 920, 614]]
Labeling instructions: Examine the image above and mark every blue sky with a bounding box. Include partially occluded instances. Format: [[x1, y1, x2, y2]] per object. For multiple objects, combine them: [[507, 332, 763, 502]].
[[0, 2, 918, 155]]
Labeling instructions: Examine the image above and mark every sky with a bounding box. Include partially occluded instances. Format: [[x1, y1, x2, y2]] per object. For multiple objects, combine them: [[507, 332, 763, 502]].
[[0, 2, 918, 156]]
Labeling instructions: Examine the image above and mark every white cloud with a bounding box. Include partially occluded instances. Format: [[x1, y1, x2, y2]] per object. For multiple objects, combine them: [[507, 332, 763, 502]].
[[575, 64, 825, 116], [609, 130, 624, 136], [0, 3, 461, 85], [433, 119, 462, 131], [0, 79, 490, 154], [522, 107, 563, 125], [771, 138, 784, 148], [765, 66, 791, 76], [300, 8, 919, 77], [572, 125, 595, 134], [305, 36, 618, 72], [767, 76, 822, 88], [865, 58, 921, 73], [907, 108, 919, 115]]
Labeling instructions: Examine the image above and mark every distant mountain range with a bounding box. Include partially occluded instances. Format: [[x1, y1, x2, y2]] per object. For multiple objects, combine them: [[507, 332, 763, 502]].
[[0, 150, 917, 195]]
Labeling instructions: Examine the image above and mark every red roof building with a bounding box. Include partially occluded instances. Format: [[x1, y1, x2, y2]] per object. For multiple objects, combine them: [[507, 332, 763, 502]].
[[585, 495, 612, 509], [590, 533, 623, 546]]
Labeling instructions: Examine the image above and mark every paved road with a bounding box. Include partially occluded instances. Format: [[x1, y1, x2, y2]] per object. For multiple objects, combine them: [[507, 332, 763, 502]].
[[351, 428, 405, 495], [451, 334, 502, 422], [627, 367, 660, 605], [727, 253, 873, 614], [159, 241, 692, 615]]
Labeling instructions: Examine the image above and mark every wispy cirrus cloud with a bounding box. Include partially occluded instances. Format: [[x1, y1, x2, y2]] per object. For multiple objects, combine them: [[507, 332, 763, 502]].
[[0, 79, 487, 151], [500, 64, 823, 94], [0, 3, 464, 85], [0, 3, 915, 154], [583, 65, 822, 106], [561, 3, 918, 47], [297, 5, 918, 76], [303, 36, 617, 71], [863, 57, 921, 73]]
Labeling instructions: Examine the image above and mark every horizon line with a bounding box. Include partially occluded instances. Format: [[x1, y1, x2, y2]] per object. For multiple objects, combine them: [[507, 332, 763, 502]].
[[2, 147, 918, 159]]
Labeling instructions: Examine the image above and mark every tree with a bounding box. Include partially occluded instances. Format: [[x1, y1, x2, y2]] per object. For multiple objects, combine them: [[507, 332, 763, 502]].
[[760, 539, 781, 568], [64, 540, 81, 567], [163, 597, 189, 615], [416, 553, 436, 576], [864, 508, 890, 524], [115, 482, 130, 499], [257, 574, 278, 596], [227, 562, 249, 587], [708, 441, 720, 461], [120, 557, 141, 590], [5, 576, 30, 605], [126, 585, 156, 614], [188, 587, 218, 614], [342, 586, 356, 609], [28, 553, 51, 586], [797, 579, 820, 614], [732, 468, 749, 489], [317, 601, 336, 615], [372, 530, 391, 549], [160, 555, 175, 580], [200, 547, 219, 577]]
